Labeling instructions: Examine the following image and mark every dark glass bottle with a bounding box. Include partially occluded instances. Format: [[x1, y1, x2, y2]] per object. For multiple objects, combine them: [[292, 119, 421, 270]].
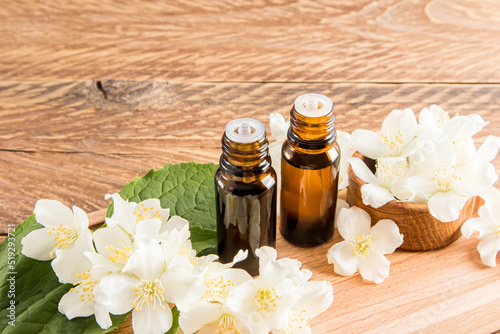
[[280, 93, 340, 247], [215, 118, 277, 276]]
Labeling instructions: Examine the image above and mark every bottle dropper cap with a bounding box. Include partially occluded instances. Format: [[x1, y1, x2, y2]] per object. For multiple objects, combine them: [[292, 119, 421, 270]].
[[294, 93, 333, 117], [225, 118, 266, 143]]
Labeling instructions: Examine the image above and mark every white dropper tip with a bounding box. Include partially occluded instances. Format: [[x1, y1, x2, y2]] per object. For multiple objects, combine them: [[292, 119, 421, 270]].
[[238, 122, 252, 135], [305, 98, 319, 110]]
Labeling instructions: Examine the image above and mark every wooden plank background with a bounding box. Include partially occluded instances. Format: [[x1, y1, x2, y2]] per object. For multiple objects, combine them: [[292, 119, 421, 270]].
[[1, 1, 499, 333]]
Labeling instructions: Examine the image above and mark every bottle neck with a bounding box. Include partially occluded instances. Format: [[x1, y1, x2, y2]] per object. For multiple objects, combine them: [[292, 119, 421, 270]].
[[288, 105, 337, 149], [219, 134, 272, 178]]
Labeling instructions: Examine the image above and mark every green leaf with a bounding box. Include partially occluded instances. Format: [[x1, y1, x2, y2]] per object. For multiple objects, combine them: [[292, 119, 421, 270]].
[[114, 162, 219, 254], [189, 226, 217, 256], [0, 216, 128, 333], [165, 306, 180, 334]]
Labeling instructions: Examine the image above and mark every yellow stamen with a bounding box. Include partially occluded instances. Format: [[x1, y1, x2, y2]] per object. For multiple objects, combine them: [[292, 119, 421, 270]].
[[254, 288, 278, 313], [375, 159, 407, 187], [49, 225, 77, 250], [281, 309, 310, 334], [106, 245, 132, 264], [350, 233, 376, 259], [203, 275, 235, 301], [216, 314, 241, 334], [380, 126, 405, 156], [131, 279, 166, 312], [432, 164, 461, 192]]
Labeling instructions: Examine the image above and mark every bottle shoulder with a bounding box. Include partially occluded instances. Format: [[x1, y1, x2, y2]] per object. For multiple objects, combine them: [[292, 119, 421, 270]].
[[282, 139, 340, 170], [215, 168, 277, 196]]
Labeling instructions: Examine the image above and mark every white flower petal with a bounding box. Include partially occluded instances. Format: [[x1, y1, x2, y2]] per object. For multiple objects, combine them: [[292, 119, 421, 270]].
[[134, 198, 170, 224], [455, 160, 498, 196], [335, 198, 350, 226], [196, 312, 251, 334], [94, 303, 112, 329], [229, 249, 249, 267], [383, 109, 418, 157], [21, 227, 55, 261], [406, 190, 429, 204], [179, 303, 224, 334], [258, 259, 289, 284], [231, 279, 298, 333], [72, 206, 90, 233], [51, 249, 92, 284], [123, 239, 164, 280], [256, 246, 278, 271], [58, 286, 95, 319], [401, 175, 437, 199], [269, 113, 289, 142], [454, 138, 476, 166], [159, 222, 191, 249], [337, 207, 372, 240], [106, 193, 136, 226], [73, 228, 94, 253], [427, 138, 457, 168], [161, 266, 205, 312], [161, 233, 183, 266], [295, 280, 333, 319], [461, 217, 496, 239], [222, 267, 254, 287], [159, 215, 189, 235], [195, 254, 219, 270], [94, 273, 137, 315], [442, 114, 488, 140], [84, 252, 121, 273], [135, 218, 161, 241], [382, 108, 417, 133], [274, 322, 311, 334], [370, 220, 403, 254], [428, 191, 468, 222], [326, 241, 359, 277], [34, 199, 73, 228], [478, 188, 500, 221], [348, 157, 379, 185], [419, 105, 449, 129], [351, 129, 385, 160], [475, 135, 500, 162], [105, 217, 135, 236], [266, 280, 300, 329], [226, 280, 257, 313], [390, 182, 413, 202], [361, 183, 395, 208], [477, 234, 500, 267], [132, 305, 173, 334], [273, 258, 312, 285], [337, 130, 352, 190], [358, 252, 391, 284], [92, 225, 131, 256]]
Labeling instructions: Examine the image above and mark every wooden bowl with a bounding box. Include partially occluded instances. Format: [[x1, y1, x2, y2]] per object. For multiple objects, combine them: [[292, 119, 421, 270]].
[[346, 152, 483, 251]]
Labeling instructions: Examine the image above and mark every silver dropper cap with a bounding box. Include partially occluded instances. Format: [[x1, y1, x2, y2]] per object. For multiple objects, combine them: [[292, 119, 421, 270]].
[[225, 118, 266, 143]]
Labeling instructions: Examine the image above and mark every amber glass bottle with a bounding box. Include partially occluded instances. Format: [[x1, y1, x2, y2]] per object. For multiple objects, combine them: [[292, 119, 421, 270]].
[[280, 93, 340, 247], [215, 118, 277, 276]]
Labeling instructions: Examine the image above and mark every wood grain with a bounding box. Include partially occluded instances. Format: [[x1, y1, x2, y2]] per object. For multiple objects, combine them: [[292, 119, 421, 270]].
[[1, 81, 499, 234], [1, 0, 500, 332], [1, 80, 500, 153], [1, 0, 500, 83]]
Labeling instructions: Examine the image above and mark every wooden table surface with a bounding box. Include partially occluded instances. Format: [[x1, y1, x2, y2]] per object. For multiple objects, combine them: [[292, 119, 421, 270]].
[[1, 1, 500, 333]]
